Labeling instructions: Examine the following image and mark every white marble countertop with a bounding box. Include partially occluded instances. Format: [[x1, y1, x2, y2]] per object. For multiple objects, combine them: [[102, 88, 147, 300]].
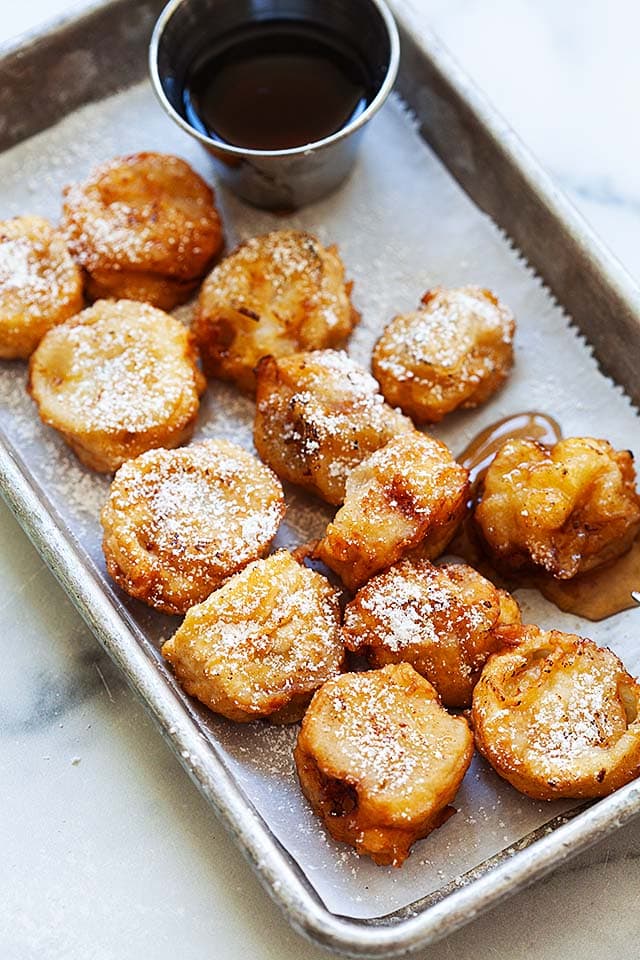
[[2, 2, 640, 958]]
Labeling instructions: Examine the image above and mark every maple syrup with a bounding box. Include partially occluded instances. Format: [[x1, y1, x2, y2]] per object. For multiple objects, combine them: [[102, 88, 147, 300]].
[[458, 411, 562, 486], [181, 20, 375, 151]]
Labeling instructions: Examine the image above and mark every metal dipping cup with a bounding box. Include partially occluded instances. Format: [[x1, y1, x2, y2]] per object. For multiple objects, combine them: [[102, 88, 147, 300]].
[[149, 0, 400, 209]]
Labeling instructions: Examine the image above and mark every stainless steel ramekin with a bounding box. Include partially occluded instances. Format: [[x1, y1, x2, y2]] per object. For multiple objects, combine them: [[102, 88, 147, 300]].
[[149, 0, 400, 209]]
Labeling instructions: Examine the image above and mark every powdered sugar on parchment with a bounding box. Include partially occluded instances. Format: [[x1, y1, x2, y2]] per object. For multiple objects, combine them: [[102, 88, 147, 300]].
[[1, 81, 640, 919]]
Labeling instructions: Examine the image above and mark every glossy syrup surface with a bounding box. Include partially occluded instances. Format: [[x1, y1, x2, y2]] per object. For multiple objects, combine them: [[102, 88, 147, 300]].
[[458, 411, 562, 485], [182, 20, 374, 151], [533, 540, 640, 620], [453, 412, 640, 621]]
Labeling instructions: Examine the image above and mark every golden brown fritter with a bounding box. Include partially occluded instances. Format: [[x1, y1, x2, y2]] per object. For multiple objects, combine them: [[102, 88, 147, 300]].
[[342, 560, 520, 708], [192, 230, 360, 392], [162, 551, 344, 723], [472, 625, 640, 800], [62, 152, 223, 310], [474, 437, 640, 579], [294, 663, 474, 866], [372, 286, 515, 423], [28, 299, 205, 472], [254, 349, 414, 505], [316, 433, 469, 592], [101, 440, 285, 614], [0, 215, 83, 359]]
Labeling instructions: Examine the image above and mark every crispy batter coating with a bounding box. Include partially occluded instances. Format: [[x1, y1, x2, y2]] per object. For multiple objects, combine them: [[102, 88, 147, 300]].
[[254, 349, 414, 505], [372, 287, 515, 423], [192, 230, 360, 392], [475, 437, 640, 579], [28, 299, 205, 472], [316, 433, 469, 592], [0, 215, 83, 359], [101, 440, 285, 614], [294, 663, 474, 866], [162, 551, 344, 723], [62, 152, 223, 310], [343, 560, 520, 708], [472, 625, 640, 800]]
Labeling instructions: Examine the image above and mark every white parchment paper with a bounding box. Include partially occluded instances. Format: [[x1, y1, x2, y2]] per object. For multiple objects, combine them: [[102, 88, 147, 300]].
[[1, 82, 639, 920]]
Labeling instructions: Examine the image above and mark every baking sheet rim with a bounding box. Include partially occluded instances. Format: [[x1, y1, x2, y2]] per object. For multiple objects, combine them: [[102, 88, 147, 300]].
[[2, 0, 640, 954]]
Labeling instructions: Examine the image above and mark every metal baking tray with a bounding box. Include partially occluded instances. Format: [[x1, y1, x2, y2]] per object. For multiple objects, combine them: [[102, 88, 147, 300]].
[[2, 0, 640, 955]]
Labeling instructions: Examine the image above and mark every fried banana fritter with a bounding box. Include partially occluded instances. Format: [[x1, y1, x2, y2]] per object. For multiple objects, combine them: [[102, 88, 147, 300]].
[[472, 625, 640, 800], [294, 663, 473, 866], [475, 437, 640, 579], [101, 440, 285, 614], [316, 433, 469, 592], [343, 559, 520, 708], [372, 286, 515, 423], [0, 215, 83, 359], [254, 349, 414, 505], [192, 230, 360, 392], [28, 299, 205, 472], [62, 152, 223, 310], [162, 551, 344, 723]]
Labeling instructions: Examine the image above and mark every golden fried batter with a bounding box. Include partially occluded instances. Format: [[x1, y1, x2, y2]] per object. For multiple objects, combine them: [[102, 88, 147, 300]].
[[254, 349, 414, 505], [192, 230, 360, 392], [472, 625, 640, 800], [62, 152, 223, 310], [0, 215, 83, 359], [101, 440, 285, 614], [294, 663, 473, 866], [28, 299, 205, 472], [475, 437, 640, 579], [316, 433, 469, 592], [162, 551, 344, 723], [343, 560, 520, 708], [372, 287, 515, 423]]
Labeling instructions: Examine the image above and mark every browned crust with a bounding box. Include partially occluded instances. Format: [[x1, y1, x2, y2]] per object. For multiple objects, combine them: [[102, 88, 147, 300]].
[[472, 625, 640, 799]]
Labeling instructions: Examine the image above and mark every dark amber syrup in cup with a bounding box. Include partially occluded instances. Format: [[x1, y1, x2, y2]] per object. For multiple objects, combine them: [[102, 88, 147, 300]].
[[181, 19, 375, 151]]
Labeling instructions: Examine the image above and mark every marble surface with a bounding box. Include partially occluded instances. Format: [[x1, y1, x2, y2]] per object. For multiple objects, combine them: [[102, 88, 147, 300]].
[[2, 2, 640, 958]]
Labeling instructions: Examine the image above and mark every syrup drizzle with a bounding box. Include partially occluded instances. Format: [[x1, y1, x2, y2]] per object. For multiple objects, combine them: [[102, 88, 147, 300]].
[[458, 412, 562, 485], [451, 412, 640, 621], [534, 541, 640, 621]]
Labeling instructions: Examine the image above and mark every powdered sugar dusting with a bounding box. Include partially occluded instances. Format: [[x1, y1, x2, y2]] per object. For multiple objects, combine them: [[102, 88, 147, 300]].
[[0, 217, 80, 320], [0, 79, 639, 920], [256, 349, 412, 502], [0, 216, 82, 359], [377, 286, 512, 377], [61, 152, 222, 276], [169, 552, 343, 714], [328, 704, 422, 796], [342, 560, 507, 707], [105, 439, 284, 571], [346, 561, 494, 654], [30, 301, 201, 436], [319, 671, 457, 796], [1, 237, 42, 291], [530, 672, 614, 766], [479, 635, 637, 786], [197, 229, 357, 386]]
